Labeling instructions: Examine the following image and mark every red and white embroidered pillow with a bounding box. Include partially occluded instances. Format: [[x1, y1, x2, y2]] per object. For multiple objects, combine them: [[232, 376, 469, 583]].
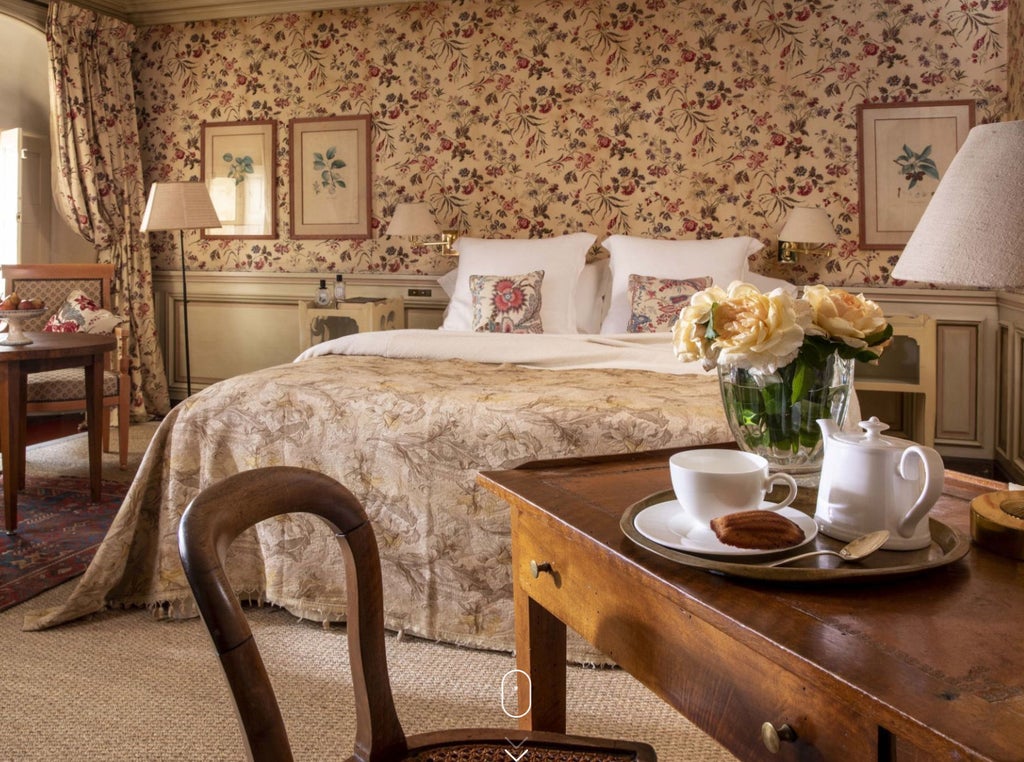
[[469, 270, 545, 333], [44, 290, 125, 334], [626, 274, 711, 333]]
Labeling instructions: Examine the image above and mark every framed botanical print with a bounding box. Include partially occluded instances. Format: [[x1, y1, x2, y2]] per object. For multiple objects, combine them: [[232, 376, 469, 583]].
[[857, 100, 975, 249], [288, 115, 372, 239], [200, 120, 277, 239]]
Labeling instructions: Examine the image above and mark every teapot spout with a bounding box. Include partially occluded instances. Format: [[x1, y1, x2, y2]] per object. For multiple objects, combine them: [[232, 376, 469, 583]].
[[817, 418, 840, 442]]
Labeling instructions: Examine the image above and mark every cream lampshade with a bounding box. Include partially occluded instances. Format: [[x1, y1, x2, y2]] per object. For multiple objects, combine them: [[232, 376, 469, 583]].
[[385, 202, 457, 255], [891, 120, 1024, 287], [891, 119, 1024, 561], [777, 207, 837, 262], [385, 202, 442, 237], [140, 182, 221, 398]]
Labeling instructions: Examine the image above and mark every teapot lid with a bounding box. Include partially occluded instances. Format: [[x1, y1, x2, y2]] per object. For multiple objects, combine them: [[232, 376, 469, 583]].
[[833, 416, 905, 448]]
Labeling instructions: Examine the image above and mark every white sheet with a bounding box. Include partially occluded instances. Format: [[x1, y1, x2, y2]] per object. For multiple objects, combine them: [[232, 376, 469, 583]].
[[295, 329, 707, 375]]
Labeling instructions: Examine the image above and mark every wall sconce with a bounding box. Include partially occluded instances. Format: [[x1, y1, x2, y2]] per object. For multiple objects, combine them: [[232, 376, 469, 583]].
[[777, 207, 837, 263], [385, 202, 458, 256]]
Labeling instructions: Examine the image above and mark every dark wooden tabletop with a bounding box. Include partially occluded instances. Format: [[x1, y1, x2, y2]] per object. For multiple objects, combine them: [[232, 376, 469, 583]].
[[481, 447, 1024, 761], [0, 331, 115, 360]]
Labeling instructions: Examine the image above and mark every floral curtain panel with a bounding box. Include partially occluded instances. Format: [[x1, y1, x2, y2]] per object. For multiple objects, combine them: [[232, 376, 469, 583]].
[[46, 1, 170, 418]]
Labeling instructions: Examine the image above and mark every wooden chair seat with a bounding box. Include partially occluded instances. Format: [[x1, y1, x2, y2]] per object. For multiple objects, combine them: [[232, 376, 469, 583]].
[[178, 467, 657, 762], [1, 263, 130, 468]]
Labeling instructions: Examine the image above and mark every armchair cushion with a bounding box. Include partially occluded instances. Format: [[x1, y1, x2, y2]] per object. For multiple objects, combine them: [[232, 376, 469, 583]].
[[44, 290, 125, 335], [26, 368, 121, 402]]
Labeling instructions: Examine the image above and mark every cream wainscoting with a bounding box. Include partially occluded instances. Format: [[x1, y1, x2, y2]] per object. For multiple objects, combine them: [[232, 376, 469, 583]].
[[151, 273, 1004, 465], [152, 270, 448, 400], [994, 290, 1024, 482]]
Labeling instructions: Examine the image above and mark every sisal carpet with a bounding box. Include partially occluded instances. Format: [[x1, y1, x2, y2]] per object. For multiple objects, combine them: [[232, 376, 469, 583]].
[[22, 420, 160, 485], [7, 421, 737, 761], [5, 583, 736, 761]]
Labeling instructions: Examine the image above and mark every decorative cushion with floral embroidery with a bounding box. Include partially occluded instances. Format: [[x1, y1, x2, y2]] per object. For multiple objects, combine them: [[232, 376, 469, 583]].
[[44, 290, 125, 334], [469, 270, 545, 333], [626, 274, 711, 333]]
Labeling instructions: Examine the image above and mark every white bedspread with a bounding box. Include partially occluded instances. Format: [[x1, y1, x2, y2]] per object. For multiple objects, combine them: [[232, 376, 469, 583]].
[[297, 329, 706, 375], [25, 330, 730, 658]]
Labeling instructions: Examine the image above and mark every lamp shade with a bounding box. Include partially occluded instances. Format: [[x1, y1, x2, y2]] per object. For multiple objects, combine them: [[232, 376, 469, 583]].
[[385, 202, 442, 237], [778, 207, 837, 244], [891, 120, 1024, 287], [140, 182, 221, 232]]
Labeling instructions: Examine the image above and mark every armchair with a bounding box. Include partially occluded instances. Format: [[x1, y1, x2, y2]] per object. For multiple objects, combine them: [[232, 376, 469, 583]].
[[0, 263, 131, 468]]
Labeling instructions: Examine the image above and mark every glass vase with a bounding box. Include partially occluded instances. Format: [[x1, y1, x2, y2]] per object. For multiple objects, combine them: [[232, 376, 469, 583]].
[[717, 353, 854, 474]]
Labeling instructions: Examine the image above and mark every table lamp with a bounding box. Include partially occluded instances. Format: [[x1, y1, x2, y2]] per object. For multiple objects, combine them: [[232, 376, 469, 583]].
[[140, 182, 221, 398], [891, 119, 1024, 559], [386, 202, 457, 255], [776, 206, 838, 263]]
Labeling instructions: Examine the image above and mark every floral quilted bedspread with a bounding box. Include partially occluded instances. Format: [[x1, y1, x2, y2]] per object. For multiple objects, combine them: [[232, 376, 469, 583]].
[[25, 353, 729, 653]]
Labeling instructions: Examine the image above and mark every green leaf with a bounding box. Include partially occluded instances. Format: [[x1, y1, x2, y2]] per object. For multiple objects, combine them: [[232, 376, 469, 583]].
[[863, 323, 893, 346], [790, 359, 812, 405]]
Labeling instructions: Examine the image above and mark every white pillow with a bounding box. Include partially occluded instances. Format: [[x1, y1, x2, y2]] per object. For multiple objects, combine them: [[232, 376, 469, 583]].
[[575, 259, 611, 334], [743, 271, 797, 296], [443, 233, 595, 334], [599, 235, 764, 334], [437, 269, 458, 296]]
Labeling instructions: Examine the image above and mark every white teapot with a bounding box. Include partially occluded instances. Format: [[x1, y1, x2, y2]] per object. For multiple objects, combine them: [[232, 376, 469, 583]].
[[815, 417, 944, 551]]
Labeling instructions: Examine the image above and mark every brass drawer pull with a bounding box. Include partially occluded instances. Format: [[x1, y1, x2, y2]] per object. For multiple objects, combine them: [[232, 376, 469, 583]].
[[761, 722, 797, 753], [530, 560, 553, 579]]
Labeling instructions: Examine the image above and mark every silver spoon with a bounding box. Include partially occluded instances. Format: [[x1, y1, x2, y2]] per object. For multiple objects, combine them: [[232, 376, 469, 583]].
[[764, 530, 891, 567]]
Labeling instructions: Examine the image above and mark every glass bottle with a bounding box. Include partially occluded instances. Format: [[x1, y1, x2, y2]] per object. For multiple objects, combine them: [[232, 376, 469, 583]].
[[315, 279, 331, 307]]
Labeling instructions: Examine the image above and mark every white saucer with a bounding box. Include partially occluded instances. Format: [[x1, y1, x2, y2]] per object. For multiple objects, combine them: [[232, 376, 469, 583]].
[[632, 499, 817, 557]]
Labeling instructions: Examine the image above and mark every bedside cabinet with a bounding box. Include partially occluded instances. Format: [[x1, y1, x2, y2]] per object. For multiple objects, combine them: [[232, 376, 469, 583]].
[[854, 313, 937, 446], [298, 297, 405, 351]]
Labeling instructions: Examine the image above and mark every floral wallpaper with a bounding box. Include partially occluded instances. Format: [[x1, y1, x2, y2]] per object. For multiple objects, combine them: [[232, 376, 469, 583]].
[[1010, 0, 1023, 121], [132, 0, 1009, 287]]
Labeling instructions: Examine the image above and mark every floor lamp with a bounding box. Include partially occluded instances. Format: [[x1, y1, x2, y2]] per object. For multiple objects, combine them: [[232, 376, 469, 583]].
[[140, 182, 221, 398]]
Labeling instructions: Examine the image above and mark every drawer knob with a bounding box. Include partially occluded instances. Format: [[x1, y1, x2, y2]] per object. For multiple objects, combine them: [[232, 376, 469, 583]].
[[530, 560, 553, 579], [760, 722, 797, 753]]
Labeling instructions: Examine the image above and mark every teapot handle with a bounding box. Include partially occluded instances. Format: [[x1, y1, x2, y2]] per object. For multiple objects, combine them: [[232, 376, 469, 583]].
[[896, 446, 945, 538]]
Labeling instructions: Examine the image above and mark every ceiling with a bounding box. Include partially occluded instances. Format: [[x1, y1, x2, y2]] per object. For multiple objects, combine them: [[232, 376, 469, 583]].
[[6, 0, 413, 27]]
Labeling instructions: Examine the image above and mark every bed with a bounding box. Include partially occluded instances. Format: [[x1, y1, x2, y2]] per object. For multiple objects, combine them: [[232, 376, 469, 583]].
[[24, 233, 788, 653]]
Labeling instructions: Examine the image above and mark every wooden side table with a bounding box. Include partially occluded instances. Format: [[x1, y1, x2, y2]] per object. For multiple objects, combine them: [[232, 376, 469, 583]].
[[297, 297, 405, 351], [1, 331, 116, 533], [479, 450, 1023, 761]]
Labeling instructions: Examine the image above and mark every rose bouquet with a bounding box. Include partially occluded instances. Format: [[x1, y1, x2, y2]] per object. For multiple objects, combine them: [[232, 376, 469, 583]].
[[673, 281, 893, 470]]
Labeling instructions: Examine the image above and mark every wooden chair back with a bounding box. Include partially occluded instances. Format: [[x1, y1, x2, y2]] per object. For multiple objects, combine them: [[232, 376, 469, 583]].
[[2, 263, 114, 329], [178, 467, 656, 762], [179, 467, 407, 762]]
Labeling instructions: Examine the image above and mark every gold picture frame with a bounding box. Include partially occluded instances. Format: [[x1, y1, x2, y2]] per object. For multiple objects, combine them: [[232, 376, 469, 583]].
[[857, 100, 975, 249], [200, 120, 277, 239], [289, 115, 372, 239]]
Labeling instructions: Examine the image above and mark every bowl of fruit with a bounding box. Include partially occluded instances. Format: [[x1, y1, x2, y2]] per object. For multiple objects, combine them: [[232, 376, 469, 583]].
[[0, 292, 47, 346]]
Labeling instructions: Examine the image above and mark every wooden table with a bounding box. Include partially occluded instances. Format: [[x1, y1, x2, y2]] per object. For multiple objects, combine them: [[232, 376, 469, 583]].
[[0, 331, 116, 533], [479, 448, 1024, 761]]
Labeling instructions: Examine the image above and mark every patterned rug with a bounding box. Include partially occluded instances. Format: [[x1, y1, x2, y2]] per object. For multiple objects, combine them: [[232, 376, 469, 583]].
[[0, 475, 128, 613]]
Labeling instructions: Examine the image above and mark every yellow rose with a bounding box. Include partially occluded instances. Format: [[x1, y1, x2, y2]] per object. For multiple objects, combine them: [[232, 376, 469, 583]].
[[710, 282, 810, 373], [803, 285, 889, 352], [672, 284, 727, 367]]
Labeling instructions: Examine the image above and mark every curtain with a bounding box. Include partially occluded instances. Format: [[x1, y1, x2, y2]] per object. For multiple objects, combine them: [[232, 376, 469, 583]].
[[46, 1, 170, 419]]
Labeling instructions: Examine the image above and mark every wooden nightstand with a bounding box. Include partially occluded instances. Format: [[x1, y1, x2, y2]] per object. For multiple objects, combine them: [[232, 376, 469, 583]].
[[298, 297, 405, 351]]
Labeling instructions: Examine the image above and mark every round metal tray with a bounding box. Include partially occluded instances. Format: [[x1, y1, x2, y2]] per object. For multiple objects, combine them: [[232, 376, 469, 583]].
[[620, 490, 971, 583]]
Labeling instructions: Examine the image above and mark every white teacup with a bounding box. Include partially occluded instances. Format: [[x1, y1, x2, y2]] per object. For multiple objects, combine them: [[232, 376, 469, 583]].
[[669, 449, 798, 526]]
